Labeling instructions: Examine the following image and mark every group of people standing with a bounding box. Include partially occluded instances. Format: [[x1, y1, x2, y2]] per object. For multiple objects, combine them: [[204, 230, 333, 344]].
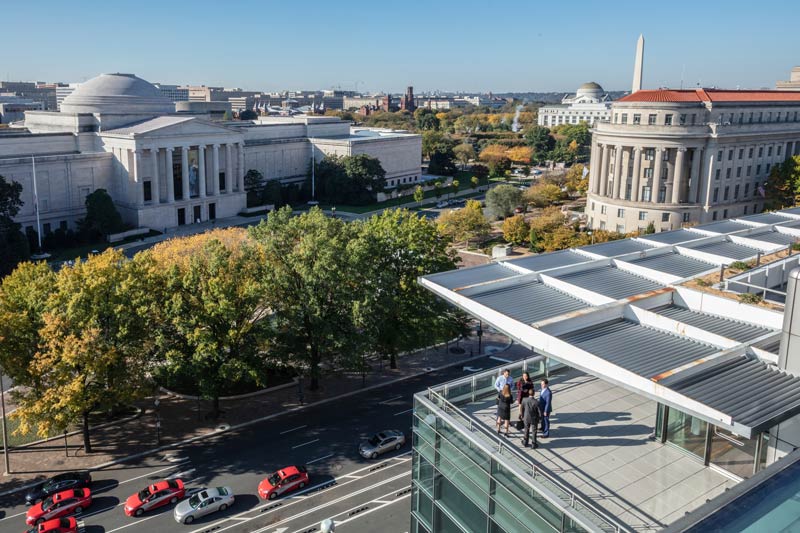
[[494, 369, 552, 449]]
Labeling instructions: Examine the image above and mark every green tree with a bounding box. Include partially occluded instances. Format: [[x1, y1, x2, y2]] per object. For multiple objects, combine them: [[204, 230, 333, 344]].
[[141, 229, 271, 418], [765, 155, 800, 209], [351, 210, 461, 369], [262, 179, 283, 207], [223, 110, 233, 121], [428, 145, 457, 176], [79, 188, 124, 239], [312, 154, 387, 205], [239, 109, 258, 121], [0, 174, 29, 275], [470, 176, 479, 190], [249, 207, 361, 391], [421, 130, 455, 159], [414, 108, 440, 131], [245, 169, 265, 191], [503, 215, 529, 245], [524, 126, 555, 164], [645, 221, 656, 234], [485, 184, 523, 219], [434, 181, 443, 200], [413, 185, 424, 204], [454, 143, 476, 170], [436, 199, 490, 246], [12, 249, 151, 453], [450, 179, 460, 199]]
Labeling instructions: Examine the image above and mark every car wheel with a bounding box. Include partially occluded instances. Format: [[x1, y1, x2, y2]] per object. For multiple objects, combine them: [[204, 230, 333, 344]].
[[395, 443, 402, 450], [170, 496, 178, 504], [75, 506, 83, 513], [184, 516, 194, 524], [219, 503, 228, 512], [36, 518, 44, 525], [135, 508, 144, 517], [370, 452, 378, 459], [269, 492, 277, 500], [299, 482, 305, 489]]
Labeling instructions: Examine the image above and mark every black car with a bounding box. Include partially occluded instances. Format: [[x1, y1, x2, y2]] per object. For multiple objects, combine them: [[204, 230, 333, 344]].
[[25, 471, 92, 505]]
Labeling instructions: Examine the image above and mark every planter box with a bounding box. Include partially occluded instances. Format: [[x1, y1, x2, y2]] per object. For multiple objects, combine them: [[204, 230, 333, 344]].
[[107, 227, 151, 243]]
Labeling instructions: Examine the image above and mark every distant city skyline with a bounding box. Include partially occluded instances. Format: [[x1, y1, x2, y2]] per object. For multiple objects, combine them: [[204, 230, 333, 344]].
[[4, 0, 799, 94]]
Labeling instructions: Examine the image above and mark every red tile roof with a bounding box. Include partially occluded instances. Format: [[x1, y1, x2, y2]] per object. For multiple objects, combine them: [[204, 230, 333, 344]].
[[619, 89, 800, 104]]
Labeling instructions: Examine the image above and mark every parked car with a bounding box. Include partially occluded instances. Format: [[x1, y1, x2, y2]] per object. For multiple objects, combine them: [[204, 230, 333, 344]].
[[124, 479, 185, 517], [514, 206, 525, 214], [26, 489, 92, 526], [359, 430, 406, 459], [173, 487, 234, 524], [25, 472, 92, 505], [258, 466, 309, 500], [436, 200, 450, 208], [25, 517, 77, 533]]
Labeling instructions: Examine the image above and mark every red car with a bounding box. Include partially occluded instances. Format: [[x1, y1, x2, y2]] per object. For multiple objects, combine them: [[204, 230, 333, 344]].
[[25, 517, 78, 533], [258, 466, 309, 500], [124, 478, 185, 517], [26, 489, 91, 526]]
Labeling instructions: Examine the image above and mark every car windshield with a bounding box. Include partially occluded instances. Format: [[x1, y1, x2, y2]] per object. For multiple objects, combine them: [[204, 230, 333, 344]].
[[41, 497, 55, 511], [368, 436, 380, 446], [189, 491, 207, 508], [267, 473, 281, 486], [138, 488, 151, 500], [217, 487, 228, 496]]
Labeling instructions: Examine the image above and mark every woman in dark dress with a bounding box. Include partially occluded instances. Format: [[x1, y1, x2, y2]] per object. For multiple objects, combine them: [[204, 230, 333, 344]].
[[496, 384, 513, 436], [516, 372, 534, 405]]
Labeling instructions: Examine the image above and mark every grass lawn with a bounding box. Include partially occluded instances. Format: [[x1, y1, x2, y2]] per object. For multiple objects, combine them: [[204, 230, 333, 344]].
[[46, 230, 162, 262]]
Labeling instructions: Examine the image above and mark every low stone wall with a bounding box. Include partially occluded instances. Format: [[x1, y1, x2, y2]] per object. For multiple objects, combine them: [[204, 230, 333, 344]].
[[107, 227, 151, 243], [241, 204, 275, 214]]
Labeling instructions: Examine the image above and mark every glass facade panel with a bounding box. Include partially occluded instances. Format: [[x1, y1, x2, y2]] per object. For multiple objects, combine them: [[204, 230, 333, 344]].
[[415, 485, 433, 529], [444, 381, 472, 403], [415, 451, 435, 494], [667, 408, 708, 460], [436, 475, 485, 531], [710, 426, 759, 479], [493, 461, 562, 531]]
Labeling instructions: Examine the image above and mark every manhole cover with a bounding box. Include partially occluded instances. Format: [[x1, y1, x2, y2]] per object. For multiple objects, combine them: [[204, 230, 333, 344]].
[[217, 424, 230, 431]]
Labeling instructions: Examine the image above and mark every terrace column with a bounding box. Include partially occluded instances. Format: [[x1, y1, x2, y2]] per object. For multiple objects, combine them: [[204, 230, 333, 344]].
[[589, 141, 600, 194], [181, 146, 190, 200], [165, 147, 175, 203], [198, 145, 207, 198], [237, 142, 245, 192], [225, 144, 233, 193], [630, 147, 642, 202], [133, 149, 144, 206], [672, 148, 686, 204], [150, 148, 160, 204], [688, 148, 703, 204]]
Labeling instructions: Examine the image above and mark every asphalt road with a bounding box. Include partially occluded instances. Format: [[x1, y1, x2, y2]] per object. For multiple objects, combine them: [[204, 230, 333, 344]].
[[0, 354, 510, 533]]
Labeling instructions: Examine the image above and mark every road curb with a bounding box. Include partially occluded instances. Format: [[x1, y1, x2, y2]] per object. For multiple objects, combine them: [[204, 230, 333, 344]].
[[0, 340, 514, 498]]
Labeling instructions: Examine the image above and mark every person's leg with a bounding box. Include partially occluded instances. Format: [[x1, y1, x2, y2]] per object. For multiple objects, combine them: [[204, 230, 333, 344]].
[[542, 414, 550, 437], [532, 421, 539, 448], [497, 416, 501, 434], [522, 422, 530, 446]]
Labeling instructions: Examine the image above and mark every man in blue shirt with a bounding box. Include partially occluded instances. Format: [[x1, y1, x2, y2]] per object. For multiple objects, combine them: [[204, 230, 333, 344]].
[[494, 369, 514, 394], [539, 379, 553, 438]]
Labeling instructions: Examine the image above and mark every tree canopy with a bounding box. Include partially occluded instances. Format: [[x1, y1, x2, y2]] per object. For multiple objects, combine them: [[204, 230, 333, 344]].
[[311, 154, 386, 205], [79, 188, 124, 239], [0, 174, 29, 275], [485, 184, 522, 219]]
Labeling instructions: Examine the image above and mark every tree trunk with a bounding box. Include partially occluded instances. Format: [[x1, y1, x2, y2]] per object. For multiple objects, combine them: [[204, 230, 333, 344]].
[[389, 349, 398, 370], [211, 395, 220, 419], [309, 345, 321, 391], [82, 412, 92, 454]]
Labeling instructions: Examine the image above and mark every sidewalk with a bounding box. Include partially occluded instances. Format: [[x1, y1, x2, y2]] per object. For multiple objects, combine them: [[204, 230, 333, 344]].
[[0, 331, 530, 494]]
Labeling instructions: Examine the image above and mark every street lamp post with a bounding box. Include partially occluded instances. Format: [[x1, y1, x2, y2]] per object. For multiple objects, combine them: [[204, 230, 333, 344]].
[[0, 372, 10, 474], [331, 206, 336, 219], [154, 398, 161, 445], [587, 230, 594, 245]]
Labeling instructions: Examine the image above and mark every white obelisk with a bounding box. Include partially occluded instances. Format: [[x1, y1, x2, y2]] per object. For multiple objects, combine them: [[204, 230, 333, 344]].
[[632, 34, 644, 93]]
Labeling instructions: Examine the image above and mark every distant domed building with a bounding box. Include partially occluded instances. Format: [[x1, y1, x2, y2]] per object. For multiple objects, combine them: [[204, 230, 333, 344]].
[[537, 82, 613, 127], [0, 73, 422, 235]]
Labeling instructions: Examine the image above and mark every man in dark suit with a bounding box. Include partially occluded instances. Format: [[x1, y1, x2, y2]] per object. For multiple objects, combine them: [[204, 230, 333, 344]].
[[520, 388, 541, 448], [539, 379, 552, 438]]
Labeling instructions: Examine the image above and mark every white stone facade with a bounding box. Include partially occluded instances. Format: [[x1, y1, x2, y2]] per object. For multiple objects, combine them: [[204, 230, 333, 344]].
[[538, 82, 613, 127], [587, 89, 800, 233]]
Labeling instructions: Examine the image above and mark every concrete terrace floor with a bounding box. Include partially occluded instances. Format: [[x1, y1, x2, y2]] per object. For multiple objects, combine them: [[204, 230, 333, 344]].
[[467, 369, 738, 532]]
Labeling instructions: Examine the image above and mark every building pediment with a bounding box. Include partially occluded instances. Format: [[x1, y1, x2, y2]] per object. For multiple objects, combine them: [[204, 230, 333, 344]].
[[101, 116, 241, 139]]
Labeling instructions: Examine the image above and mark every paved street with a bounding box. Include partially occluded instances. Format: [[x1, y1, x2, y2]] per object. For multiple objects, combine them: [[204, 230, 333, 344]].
[[0, 353, 514, 533]]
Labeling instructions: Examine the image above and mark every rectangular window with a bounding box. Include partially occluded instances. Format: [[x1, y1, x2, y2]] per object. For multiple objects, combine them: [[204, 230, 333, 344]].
[[745, 183, 750, 196], [639, 211, 647, 221], [644, 168, 654, 179], [648, 114, 657, 125], [712, 211, 718, 220], [663, 149, 670, 161], [621, 113, 628, 124], [723, 209, 728, 218], [642, 186, 652, 201], [728, 149, 733, 161], [744, 205, 749, 215], [717, 150, 723, 161], [767, 163, 772, 173], [715, 169, 721, 180], [658, 186, 666, 202], [738, 113, 744, 124], [617, 208, 625, 217], [754, 203, 759, 212], [616, 224, 625, 233], [768, 146, 773, 157], [679, 114, 687, 125], [749, 147, 754, 158], [645, 148, 655, 161], [758, 147, 764, 157], [724, 186, 729, 200], [768, 112, 773, 122], [738, 149, 744, 160], [778, 145, 783, 156], [665, 114, 673, 126], [713, 188, 719, 202], [591, 201, 595, 210], [726, 168, 732, 179], [600, 205, 607, 215], [143, 181, 152, 202], [758, 112, 763, 123], [600, 221, 606, 230], [691, 114, 697, 125], [747, 166, 752, 176], [734, 184, 740, 199], [633, 114, 641, 124], [777, 112, 782, 122], [661, 213, 670, 222], [736, 167, 742, 178], [614, 113, 619, 123], [683, 212, 690, 222], [748, 112, 754, 123], [757, 164, 762, 175]]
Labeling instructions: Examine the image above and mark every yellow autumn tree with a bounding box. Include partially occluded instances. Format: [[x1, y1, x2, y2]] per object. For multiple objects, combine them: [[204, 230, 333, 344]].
[[506, 146, 533, 164]]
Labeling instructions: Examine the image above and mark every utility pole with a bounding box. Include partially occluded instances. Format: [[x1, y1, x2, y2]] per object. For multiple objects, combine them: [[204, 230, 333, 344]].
[[1, 372, 10, 474], [31, 156, 42, 251]]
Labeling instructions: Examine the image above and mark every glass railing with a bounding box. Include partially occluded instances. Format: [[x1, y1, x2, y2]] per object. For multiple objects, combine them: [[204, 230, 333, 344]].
[[425, 356, 628, 533]]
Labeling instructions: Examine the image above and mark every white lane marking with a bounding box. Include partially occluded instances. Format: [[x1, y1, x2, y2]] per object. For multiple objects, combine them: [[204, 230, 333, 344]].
[[288, 486, 412, 533], [0, 462, 189, 522], [169, 468, 195, 479], [306, 453, 333, 465], [186, 455, 412, 533], [373, 499, 393, 504], [379, 395, 403, 405], [280, 425, 307, 435], [291, 438, 319, 449], [231, 517, 250, 521], [245, 472, 410, 533], [393, 408, 413, 416], [330, 492, 411, 529], [104, 511, 162, 533]]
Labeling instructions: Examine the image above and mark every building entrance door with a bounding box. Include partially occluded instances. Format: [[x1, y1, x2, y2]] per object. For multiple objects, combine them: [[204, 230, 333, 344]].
[[209, 203, 216, 220], [193, 205, 202, 223], [177, 208, 186, 226], [666, 408, 707, 461]]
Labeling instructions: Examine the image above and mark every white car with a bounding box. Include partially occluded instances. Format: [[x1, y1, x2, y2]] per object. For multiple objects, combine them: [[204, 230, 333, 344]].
[[173, 487, 234, 524], [436, 201, 449, 208]]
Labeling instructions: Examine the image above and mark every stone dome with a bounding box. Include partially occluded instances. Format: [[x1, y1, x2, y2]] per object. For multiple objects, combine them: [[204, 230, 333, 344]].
[[576, 81, 604, 98], [60, 73, 174, 115]]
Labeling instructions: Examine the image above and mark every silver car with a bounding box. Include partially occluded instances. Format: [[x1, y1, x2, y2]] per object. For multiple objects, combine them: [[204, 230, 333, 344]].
[[359, 429, 406, 459], [173, 487, 234, 524]]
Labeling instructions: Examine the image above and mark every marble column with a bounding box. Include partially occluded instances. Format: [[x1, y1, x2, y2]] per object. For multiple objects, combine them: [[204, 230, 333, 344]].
[[181, 146, 190, 201], [652, 148, 664, 204], [237, 142, 245, 192], [150, 148, 160, 204], [631, 147, 642, 202], [225, 144, 233, 193], [589, 141, 600, 194], [133, 149, 144, 206], [612, 145, 624, 199], [672, 148, 686, 204], [599, 144, 610, 197], [212, 144, 220, 196], [165, 147, 175, 203], [198, 145, 207, 198], [688, 148, 702, 204]]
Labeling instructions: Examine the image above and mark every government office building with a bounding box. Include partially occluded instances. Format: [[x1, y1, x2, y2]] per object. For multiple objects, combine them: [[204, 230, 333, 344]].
[[0, 73, 421, 234], [587, 89, 800, 233], [413, 210, 800, 532], [537, 82, 613, 127]]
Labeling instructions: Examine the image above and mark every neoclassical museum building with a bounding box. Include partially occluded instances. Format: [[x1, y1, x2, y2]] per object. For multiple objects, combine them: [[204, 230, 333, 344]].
[[0, 73, 421, 233], [587, 88, 800, 233]]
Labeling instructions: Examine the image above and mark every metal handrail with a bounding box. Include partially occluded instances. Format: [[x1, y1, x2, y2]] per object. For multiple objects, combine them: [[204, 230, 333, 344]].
[[426, 385, 628, 533]]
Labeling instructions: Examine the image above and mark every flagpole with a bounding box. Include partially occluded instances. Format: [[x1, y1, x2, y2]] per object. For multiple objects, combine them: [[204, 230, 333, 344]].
[[31, 156, 42, 251]]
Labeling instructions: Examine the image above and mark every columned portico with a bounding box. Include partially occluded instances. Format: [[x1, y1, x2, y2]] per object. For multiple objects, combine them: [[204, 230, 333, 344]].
[[612, 145, 624, 199], [181, 146, 190, 201], [133, 149, 144, 205], [237, 142, 245, 192], [688, 147, 702, 204], [631, 147, 642, 202], [165, 147, 175, 203], [225, 144, 233, 193], [652, 149, 663, 204], [599, 144, 610, 196]]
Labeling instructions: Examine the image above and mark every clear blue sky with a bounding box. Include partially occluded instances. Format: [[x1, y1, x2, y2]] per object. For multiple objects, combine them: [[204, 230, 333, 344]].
[[4, 0, 799, 94]]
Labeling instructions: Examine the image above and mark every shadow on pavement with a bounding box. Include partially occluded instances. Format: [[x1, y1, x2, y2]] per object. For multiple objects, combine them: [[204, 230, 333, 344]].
[[91, 478, 119, 494], [84, 526, 106, 533]]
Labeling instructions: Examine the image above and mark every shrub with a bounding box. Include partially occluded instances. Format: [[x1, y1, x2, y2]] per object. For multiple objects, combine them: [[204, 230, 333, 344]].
[[729, 261, 749, 271], [739, 293, 763, 304]]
